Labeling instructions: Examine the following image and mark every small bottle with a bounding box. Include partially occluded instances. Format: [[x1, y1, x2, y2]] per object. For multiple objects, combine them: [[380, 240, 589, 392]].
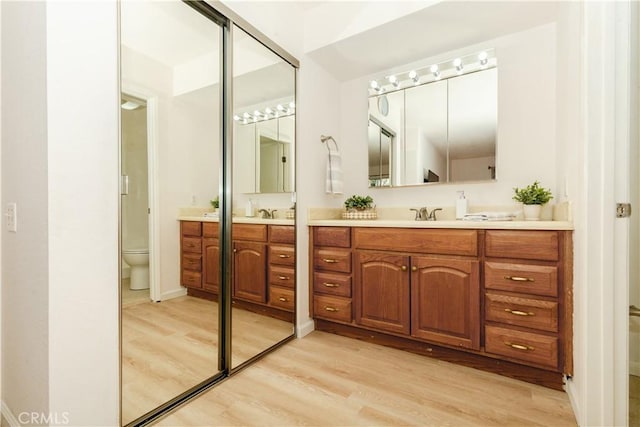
[[245, 199, 254, 217], [456, 191, 468, 220]]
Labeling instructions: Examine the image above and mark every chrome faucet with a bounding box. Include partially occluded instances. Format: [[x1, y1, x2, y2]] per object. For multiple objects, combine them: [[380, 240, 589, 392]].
[[410, 207, 442, 221], [258, 208, 277, 219]]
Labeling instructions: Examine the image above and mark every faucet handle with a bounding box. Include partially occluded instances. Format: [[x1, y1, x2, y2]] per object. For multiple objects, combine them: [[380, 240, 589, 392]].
[[428, 208, 443, 221], [410, 208, 421, 221], [271, 209, 278, 218]]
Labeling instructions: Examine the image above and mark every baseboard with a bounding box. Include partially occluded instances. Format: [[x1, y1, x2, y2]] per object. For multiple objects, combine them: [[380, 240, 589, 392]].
[[161, 287, 187, 301], [295, 318, 315, 338], [631, 360, 640, 376], [565, 378, 582, 426], [1, 400, 19, 427]]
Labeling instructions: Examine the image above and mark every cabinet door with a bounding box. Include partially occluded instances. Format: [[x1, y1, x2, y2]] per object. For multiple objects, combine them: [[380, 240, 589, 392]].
[[354, 251, 410, 335], [233, 241, 267, 303], [411, 256, 480, 350], [202, 237, 219, 293]]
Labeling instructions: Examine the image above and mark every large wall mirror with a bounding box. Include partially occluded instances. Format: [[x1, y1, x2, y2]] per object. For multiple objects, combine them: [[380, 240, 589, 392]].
[[368, 51, 497, 187], [120, 1, 297, 425]]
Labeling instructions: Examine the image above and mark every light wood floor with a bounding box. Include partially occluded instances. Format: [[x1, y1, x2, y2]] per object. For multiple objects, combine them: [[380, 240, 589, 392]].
[[122, 295, 293, 424], [157, 331, 577, 426]]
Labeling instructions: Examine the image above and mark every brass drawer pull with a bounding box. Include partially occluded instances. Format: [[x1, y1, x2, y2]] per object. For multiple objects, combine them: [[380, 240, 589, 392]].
[[324, 306, 339, 312], [278, 254, 291, 259], [322, 258, 338, 264], [278, 275, 289, 280], [505, 342, 534, 351], [504, 308, 535, 317], [504, 275, 535, 282], [278, 297, 288, 302], [323, 282, 340, 288]]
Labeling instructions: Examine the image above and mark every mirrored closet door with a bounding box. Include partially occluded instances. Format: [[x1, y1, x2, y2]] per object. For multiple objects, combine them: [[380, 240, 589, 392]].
[[120, 1, 223, 424], [119, 1, 297, 425], [230, 25, 296, 369]]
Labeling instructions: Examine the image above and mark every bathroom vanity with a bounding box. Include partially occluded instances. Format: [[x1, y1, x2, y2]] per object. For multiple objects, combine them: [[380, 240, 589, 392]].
[[308, 220, 573, 389], [180, 219, 295, 322]]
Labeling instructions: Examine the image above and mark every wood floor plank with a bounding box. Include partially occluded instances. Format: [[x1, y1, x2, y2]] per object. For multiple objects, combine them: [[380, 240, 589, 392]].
[[157, 331, 577, 426]]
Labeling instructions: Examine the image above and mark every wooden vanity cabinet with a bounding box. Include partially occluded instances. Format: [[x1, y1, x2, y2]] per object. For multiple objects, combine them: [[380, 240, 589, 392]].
[[267, 225, 295, 312], [311, 225, 573, 389], [233, 224, 268, 304], [180, 221, 203, 289], [202, 222, 219, 294], [483, 230, 571, 373], [352, 228, 480, 349], [180, 221, 295, 320], [312, 227, 353, 324], [410, 256, 480, 350]]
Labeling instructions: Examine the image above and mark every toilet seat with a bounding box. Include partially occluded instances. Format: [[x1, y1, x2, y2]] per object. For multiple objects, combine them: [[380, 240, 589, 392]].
[[123, 248, 148, 254]]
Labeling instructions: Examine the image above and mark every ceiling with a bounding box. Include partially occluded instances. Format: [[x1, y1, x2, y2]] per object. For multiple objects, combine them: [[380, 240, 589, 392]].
[[305, 1, 559, 81]]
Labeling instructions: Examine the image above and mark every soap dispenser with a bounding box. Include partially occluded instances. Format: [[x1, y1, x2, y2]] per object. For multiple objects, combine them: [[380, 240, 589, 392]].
[[245, 198, 254, 217], [456, 191, 468, 220]]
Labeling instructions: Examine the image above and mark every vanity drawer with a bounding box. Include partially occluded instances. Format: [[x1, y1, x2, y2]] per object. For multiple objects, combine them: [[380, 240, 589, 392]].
[[182, 254, 202, 272], [314, 295, 352, 323], [269, 265, 295, 288], [485, 325, 558, 369], [270, 225, 295, 244], [182, 237, 202, 254], [485, 293, 558, 332], [314, 248, 352, 273], [485, 262, 558, 297], [181, 269, 202, 288], [203, 222, 219, 238], [269, 245, 295, 266], [353, 228, 477, 256], [233, 224, 267, 242], [313, 227, 351, 248], [269, 286, 294, 311], [485, 230, 559, 261], [181, 221, 202, 237], [313, 272, 352, 297]]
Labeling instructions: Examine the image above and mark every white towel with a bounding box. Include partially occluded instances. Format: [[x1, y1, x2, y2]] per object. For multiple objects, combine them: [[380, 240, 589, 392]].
[[462, 211, 517, 221], [325, 144, 344, 194]]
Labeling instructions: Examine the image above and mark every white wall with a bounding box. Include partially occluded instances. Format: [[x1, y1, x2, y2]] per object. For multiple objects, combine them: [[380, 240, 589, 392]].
[[1, 1, 50, 421], [450, 156, 495, 182], [46, 2, 120, 424]]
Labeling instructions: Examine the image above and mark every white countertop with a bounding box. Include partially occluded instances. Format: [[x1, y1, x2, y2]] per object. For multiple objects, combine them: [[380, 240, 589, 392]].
[[178, 216, 294, 226], [307, 219, 573, 230]]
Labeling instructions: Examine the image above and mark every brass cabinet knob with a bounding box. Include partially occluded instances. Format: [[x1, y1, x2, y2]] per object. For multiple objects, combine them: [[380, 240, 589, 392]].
[[411, 266, 417, 272], [401, 265, 407, 271]]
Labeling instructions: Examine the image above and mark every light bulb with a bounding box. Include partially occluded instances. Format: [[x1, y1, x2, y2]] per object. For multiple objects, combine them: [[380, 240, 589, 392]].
[[289, 101, 295, 109], [453, 58, 463, 74], [370, 80, 379, 89], [265, 107, 272, 115], [430, 64, 440, 80], [479, 51, 488, 68], [277, 104, 284, 111], [233, 115, 240, 121], [243, 112, 250, 118]]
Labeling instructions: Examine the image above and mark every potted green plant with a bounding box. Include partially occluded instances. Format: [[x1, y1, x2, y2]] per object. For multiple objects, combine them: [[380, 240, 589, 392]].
[[343, 195, 376, 219], [210, 196, 219, 212], [513, 181, 553, 221]]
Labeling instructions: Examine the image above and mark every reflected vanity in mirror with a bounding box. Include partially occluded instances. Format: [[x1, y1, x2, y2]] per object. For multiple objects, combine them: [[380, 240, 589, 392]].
[[368, 50, 497, 187]]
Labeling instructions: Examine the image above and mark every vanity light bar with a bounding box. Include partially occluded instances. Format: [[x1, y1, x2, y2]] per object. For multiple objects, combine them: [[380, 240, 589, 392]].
[[368, 49, 496, 96], [234, 101, 295, 125]]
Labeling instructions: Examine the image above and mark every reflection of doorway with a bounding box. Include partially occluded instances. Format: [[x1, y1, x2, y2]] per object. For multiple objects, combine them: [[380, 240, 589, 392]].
[[121, 91, 159, 302]]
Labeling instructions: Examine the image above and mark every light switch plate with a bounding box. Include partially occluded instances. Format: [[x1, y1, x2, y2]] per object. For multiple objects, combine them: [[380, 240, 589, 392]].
[[6, 203, 17, 232]]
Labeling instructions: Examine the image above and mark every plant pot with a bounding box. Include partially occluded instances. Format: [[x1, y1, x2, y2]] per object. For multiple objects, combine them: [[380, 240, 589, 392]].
[[523, 204, 542, 221], [342, 208, 377, 220]]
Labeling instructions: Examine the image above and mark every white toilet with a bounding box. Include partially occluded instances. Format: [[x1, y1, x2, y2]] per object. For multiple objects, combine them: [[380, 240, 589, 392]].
[[122, 248, 149, 290]]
